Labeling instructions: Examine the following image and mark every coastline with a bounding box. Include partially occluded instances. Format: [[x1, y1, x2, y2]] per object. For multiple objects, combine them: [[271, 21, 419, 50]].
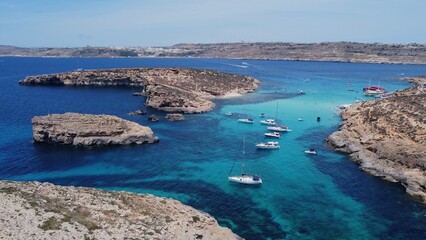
[[0, 180, 241, 240], [327, 79, 426, 202], [2, 42, 426, 65]]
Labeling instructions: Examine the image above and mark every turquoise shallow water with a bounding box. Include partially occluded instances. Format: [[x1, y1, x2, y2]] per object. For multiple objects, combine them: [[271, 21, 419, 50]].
[[1, 57, 426, 239]]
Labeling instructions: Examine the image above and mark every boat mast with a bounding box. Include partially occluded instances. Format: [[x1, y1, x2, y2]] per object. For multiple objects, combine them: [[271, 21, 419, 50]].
[[275, 101, 278, 120], [241, 137, 245, 175]]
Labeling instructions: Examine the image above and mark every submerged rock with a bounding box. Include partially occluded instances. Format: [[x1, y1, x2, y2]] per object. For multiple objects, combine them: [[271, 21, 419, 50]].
[[327, 83, 426, 202], [32, 113, 159, 146], [0, 180, 241, 240], [19, 68, 260, 114], [148, 114, 159, 122], [165, 113, 185, 121], [128, 109, 147, 116]]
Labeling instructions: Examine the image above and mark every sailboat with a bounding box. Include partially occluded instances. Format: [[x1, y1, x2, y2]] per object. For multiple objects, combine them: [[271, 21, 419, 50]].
[[238, 105, 254, 124], [228, 137, 262, 185], [260, 101, 278, 126]]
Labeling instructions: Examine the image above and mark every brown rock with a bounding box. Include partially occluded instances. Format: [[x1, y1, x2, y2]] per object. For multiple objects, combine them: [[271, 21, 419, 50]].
[[0, 181, 241, 240], [327, 84, 426, 202], [32, 113, 159, 146], [19, 68, 260, 114]]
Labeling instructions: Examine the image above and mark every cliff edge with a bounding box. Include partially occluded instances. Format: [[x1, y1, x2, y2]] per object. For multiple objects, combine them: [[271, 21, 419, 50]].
[[0, 181, 241, 240], [327, 80, 426, 202]]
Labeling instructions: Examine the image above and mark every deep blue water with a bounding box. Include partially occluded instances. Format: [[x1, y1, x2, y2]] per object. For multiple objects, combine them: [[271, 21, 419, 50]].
[[1, 57, 426, 240]]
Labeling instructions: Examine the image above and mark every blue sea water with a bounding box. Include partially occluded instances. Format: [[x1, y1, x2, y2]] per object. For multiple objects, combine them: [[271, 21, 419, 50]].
[[1, 57, 426, 239]]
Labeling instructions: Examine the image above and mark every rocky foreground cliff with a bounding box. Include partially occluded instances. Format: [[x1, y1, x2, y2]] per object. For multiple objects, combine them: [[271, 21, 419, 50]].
[[0, 181, 240, 240], [327, 81, 426, 201], [32, 113, 159, 146], [19, 68, 260, 113]]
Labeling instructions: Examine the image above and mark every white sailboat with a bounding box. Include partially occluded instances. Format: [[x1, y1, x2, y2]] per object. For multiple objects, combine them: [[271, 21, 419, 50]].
[[237, 105, 254, 124], [260, 101, 279, 126], [228, 138, 262, 185]]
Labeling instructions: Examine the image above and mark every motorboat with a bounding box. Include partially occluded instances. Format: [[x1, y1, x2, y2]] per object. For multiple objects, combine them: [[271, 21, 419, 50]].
[[298, 89, 305, 95], [256, 141, 280, 149], [238, 118, 254, 124], [260, 119, 276, 126], [225, 112, 233, 116], [298, 117, 304, 121], [259, 113, 265, 118], [363, 86, 386, 96], [304, 149, 317, 155], [228, 137, 262, 185], [267, 125, 292, 132], [264, 132, 281, 138]]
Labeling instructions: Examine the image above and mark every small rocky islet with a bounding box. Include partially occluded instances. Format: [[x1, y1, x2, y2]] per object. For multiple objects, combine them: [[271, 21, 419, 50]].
[[32, 113, 159, 146], [327, 78, 426, 202], [19, 67, 260, 113]]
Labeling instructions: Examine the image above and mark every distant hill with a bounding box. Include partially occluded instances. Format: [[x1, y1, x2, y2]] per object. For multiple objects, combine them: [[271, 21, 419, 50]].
[[1, 42, 426, 64]]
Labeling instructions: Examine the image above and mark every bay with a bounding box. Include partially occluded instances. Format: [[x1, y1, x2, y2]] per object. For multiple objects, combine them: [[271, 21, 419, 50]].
[[1, 57, 425, 240]]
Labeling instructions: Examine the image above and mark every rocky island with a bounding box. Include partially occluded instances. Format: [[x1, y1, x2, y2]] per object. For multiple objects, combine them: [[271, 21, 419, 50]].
[[19, 68, 260, 113], [32, 113, 159, 146], [0, 180, 240, 240], [327, 79, 426, 202]]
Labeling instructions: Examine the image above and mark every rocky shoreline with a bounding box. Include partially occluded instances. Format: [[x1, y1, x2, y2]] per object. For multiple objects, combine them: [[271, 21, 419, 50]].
[[19, 68, 260, 114], [32, 113, 159, 146], [0, 181, 240, 240], [327, 80, 426, 202]]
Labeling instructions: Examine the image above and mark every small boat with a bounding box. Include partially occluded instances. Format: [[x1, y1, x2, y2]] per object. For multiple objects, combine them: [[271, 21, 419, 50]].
[[256, 141, 280, 149], [304, 149, 317, 155], [264, 132, 281, 138], [363, 86, 386, 96], [298, 89, 305, 95], [260, 119, 276, 126], [259, 113, 265, 118], [267, 125, 292, 132], [228, 138, 262, 185], [225, 112, 233, 116], [228, 174, 263, 185], [238, 118, 254, 124], [298, 117, 304, 121]]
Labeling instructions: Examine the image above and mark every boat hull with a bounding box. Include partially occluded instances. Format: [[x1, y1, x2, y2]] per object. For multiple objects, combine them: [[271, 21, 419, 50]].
[[228, 176, 262, 185], [238, 119, 254, 124]]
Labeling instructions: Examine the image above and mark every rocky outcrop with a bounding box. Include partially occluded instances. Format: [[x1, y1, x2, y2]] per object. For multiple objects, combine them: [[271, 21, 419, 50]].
[[0, 181, 241, 240], [327, 83, 426, 202], [19, 68, 260, 113], [32, 113, 159, 146], [165, 113, 185, 121]]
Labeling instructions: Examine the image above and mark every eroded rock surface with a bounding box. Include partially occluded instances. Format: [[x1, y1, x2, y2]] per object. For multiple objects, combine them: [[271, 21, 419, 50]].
[[32, 113, 159, 146], [0, 181, 241, 240], [19, 68, 260, 113], [327, 83, 426, 201]]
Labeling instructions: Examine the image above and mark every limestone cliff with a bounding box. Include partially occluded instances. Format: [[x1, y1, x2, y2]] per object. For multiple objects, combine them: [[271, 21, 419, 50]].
[[327, 83, 426, 201], [19, 68, 260, 113], [32, 113, 159, 146], [0, 181, 241, 240]]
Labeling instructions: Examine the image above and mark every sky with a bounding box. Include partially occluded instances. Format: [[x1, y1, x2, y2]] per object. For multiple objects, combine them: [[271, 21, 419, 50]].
[[0, 0, 425, 47]]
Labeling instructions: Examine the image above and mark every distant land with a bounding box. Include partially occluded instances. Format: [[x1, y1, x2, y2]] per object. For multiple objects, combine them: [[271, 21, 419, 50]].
[[1, 42, 426, 64]]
